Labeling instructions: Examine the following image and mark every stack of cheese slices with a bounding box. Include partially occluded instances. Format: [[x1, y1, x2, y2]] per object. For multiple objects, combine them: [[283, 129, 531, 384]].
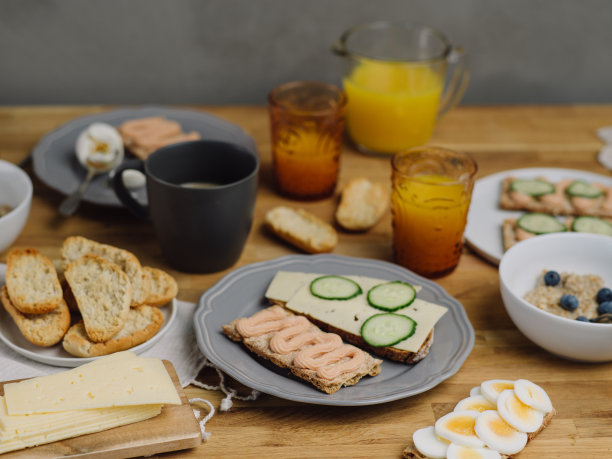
[[0, 351, 181, 454], [404, 379, 555, 459]]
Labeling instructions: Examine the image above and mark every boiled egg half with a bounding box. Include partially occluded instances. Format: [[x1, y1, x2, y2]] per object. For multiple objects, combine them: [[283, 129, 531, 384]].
[[454, 395, 496, 413], [434, 410, 484, 449], [412, 426, 449, 459], [497, 389, 544, 433], [513, 379, 553, 413], [480, 379, 514, 404], [446, 443, 501, 459], [475, 409, 527, 455]]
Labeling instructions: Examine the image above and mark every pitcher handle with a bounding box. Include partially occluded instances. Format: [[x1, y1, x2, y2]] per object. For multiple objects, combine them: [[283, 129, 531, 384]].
[[438, 46, 470, 118]]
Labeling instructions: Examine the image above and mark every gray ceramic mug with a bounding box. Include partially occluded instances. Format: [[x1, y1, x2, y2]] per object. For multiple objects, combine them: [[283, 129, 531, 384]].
[[113, 140, 258, 273]]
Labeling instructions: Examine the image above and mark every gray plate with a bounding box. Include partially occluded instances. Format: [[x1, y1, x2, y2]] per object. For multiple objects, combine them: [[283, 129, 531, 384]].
[[194, 254, 474, 406], [32, 106, 258, 207]]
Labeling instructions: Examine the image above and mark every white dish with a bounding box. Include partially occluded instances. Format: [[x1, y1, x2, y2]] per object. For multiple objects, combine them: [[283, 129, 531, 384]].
[[0, 263, 177, 367], [464, 167, 612, 265], [499, 233, 612, 362], [0, 159, 32, 254]]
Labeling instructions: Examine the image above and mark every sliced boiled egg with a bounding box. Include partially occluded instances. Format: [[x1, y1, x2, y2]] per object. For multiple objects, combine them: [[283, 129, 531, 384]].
[[412, 426, 449, 459], [446, 443, 502, 459], [480, 379, 515, 404], [454, 395, 497, 413], [514, 379, 553, 413], [474, 409, 527, 455], [470, 386, 482, 397], [497, 389, 544, 433], [434, 410, 485, 449], [75, 122, 124, 168]]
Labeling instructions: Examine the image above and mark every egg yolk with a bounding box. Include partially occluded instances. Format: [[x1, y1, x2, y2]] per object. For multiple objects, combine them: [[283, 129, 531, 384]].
[[509, 394, 533, 420], [490, 416, 516, 437], [458, 448, 483, 459], [467, 402, 494, 412], [447, 416, 477, 436], [493, 382, 514, 395]]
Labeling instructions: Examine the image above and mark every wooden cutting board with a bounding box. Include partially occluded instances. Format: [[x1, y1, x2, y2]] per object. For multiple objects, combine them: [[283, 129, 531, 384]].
[[0, 360, 202, 458]]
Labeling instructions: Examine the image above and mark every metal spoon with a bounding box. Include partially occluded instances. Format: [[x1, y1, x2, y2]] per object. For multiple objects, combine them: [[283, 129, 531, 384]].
[[59, 154, 120, 216]]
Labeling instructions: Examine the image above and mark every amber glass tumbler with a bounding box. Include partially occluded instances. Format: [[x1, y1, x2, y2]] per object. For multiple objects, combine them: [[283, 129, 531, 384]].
[[268, 81, 347, 199]]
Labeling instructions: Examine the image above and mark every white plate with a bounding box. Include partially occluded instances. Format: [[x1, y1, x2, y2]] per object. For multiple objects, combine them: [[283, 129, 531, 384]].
[[0, 263, 177, 367], [464, 167, 612, 265]]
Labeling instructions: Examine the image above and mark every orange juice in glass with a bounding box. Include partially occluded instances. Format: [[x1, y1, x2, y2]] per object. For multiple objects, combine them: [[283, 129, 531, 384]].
[[333, 22, 469, 155], [391, 147, 477, 277], [268, 81, 346, 199]]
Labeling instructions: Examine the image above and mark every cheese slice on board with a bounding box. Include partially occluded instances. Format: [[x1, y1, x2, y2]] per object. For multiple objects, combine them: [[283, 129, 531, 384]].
[[268, 271, 447, 353], [4, 352, 180, 415]]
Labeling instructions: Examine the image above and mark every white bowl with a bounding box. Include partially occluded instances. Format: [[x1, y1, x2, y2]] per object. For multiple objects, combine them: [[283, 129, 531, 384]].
[[499, 232, 612, 362], [0, 159, 32, 254]]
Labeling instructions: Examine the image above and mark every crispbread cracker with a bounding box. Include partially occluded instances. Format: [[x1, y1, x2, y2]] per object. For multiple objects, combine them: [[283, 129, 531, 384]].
[[65, 254, 131, 343], [143, 267, 178, 306], [62, 305, 164, 357], [265, 206, 338, 254], [5, 248, 63, 314], [1, 286, 70, 347], [336, 178, 389, 231], [402, 409, 556, 458], [223, 306, 382, 394], [61, 236, 150, 306]]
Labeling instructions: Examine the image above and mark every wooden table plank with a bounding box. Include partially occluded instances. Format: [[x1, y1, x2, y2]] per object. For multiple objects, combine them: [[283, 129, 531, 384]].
[[0, 105, 611, 458]]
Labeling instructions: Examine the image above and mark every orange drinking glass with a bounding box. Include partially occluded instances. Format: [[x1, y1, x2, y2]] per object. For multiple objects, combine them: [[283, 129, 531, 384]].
[[268, 81, 347, 199], [391, 146, 477, 277]]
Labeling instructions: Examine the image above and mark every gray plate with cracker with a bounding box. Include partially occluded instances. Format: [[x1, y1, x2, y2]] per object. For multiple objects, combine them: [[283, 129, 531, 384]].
[[193, 254, 474, 406], [0, 263, 177, 367], [32, 106, 258, 207]]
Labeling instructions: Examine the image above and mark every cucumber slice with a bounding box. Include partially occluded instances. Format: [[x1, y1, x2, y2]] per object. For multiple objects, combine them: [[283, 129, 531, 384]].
[[361, 313, 417, 347], [517, 213, 567, 235], [310, 275, 362, 300], [367, 281, 417, 311], [566, 180, 604, 198], [572, 216, 612, 236], [510, 179, 555, 197]]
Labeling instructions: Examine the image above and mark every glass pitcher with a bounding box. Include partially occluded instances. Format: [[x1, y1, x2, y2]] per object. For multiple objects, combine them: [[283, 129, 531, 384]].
[[332, 21, 469, 155]]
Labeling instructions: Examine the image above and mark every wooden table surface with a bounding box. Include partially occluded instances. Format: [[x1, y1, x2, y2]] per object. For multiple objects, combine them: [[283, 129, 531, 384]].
[[1, 105, 611, 458]]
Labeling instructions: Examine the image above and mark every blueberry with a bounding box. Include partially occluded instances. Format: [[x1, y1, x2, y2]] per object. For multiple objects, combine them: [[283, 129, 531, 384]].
[[576, 315, 590, 322], [544, 271, 560, 287], [559, 294, 579, 311], [596, 288, 612, 304], [597, 301, 612, 316]]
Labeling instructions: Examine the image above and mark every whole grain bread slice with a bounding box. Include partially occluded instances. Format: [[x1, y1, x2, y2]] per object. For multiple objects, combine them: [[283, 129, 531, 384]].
[[143, 267, 178, 306], [0, 286, 70, 347], [5, 248, 63, 314], [222, 306, 382, 394], [61, 236, 150, 306], [402, 409, 556, 458], [62, 305, 164, 357], [64, 254, 131, 343]]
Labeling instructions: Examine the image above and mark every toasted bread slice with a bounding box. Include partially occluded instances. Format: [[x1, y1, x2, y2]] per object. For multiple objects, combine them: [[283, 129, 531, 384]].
[[264, 206, 338, 254], [62, 305, 164, 357], [402, 409, 556, 458], [336, 178, 389, 231], [61, 236, 150, 307], [223, 306, 382, 394], [64, 254, 131, 343], [1, 286, 70, 347], [143, 267, 178, 306], [5, 248, 63, 314]]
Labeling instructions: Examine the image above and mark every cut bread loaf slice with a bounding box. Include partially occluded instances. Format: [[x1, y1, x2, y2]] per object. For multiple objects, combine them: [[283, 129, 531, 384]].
[[64, 254, 131, 343], [61, 236, 150, 307], [336, 178, 389, 231], [62, 305, 164, 357], [0, 286, 70, 347], [5, 248, 63, 314], [143, 267, 178, 306]]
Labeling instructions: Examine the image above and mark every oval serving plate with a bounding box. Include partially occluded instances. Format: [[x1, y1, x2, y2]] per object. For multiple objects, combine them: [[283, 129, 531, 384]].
[[32, 106, 258, 207], [0, 263, 177, 368], [194, 254, 474, 406]]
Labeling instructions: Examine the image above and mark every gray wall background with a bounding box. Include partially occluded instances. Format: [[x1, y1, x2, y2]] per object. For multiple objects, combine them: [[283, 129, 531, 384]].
[[1, 0, 611, 105]]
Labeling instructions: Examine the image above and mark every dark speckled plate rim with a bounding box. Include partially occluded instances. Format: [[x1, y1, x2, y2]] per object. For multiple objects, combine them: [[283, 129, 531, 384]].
[[193, 254, 474, 406]]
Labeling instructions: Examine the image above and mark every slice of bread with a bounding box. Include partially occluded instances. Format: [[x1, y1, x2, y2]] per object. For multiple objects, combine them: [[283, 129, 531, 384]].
[[143, 267, 178, 306], [64, 254, 131, 343], [1, 286, 70, 347], [336, 178, 389, 231], [5, 248, 63, 314], [61, 236, 150, 307], [223, 306, 382, 394], [62, 305, 164, 357], [264, 206, 338, 254]]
